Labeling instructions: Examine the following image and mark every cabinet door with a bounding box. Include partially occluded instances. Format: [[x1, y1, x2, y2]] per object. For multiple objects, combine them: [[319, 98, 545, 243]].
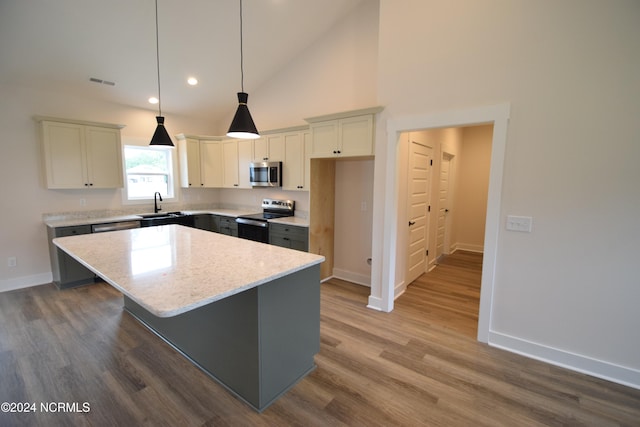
[[41, 121, 87, 188], [266, 134, 285, 161], [222, 140, 239, 188], [283, 132, 305, 190], [180, 138, 202, 187], [218, 216, 238, 236], [85, 126, 123, 188], [53, 225, 95, 287], [253, 137, 268, 162], [193, 214, 213, 231], [339, 115, 374, 157], [309, 121, 338, 158], [200, 140, 222, 187], [237, 139, 253, 188]]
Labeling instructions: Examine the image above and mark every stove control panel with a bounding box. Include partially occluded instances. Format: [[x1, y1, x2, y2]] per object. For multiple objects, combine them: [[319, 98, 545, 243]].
[[262, 198, 294, 212]]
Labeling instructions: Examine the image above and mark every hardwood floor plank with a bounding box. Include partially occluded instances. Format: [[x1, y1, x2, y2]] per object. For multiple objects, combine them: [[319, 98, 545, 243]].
[[1, 251, 639, 426]]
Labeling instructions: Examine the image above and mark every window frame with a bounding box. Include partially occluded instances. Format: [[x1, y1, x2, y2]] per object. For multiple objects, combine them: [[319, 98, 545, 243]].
[[121, 138, 179, 206]]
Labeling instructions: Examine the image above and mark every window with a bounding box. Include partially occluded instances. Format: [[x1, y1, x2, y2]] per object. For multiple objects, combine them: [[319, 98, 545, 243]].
[[124, 146, 174, 200]]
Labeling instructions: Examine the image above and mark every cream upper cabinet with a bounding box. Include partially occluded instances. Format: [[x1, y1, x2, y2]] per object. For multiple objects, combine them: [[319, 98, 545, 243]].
[[200, 140, 223, 187], [177, 136, 222, 188], [237, 139, 253, 189], [39, 119, 124, 189], [305, 107, 383, 159], [309, 115, 373, 158], [308, 121, 339, 158], [222, 139, 240, 188], [282, 131, 306, 191], [179, 137, 201, 187], [253, 134, 284, 162]]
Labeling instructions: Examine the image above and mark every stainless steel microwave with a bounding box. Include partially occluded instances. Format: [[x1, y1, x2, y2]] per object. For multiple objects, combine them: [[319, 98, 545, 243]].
[[249, 161, 282, 187]]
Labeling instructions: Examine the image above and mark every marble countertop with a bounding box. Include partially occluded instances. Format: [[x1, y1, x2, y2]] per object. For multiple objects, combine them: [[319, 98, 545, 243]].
[[268, 216, 310, 227], [44, 209, 309, 228], [44, 209, 259, 228], [53, 225, 324, 318]]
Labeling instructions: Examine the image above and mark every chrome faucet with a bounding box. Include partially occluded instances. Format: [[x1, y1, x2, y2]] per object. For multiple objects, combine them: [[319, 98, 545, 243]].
[[154, 192, 163, 213]]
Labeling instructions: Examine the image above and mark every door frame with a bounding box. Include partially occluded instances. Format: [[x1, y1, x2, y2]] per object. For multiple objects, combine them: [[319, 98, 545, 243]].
[[368, 103, 510, 343]]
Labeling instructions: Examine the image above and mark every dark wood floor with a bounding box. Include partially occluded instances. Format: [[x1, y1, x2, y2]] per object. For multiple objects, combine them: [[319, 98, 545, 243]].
[[1, 251, 639, 426]]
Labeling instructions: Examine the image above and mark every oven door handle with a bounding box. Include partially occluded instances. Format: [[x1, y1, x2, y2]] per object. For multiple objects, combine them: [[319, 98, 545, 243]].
[[236, 218, 269, 228]]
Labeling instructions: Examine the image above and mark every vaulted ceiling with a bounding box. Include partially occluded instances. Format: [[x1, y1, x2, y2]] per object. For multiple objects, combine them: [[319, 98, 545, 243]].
[[0, 0, 366, 120]]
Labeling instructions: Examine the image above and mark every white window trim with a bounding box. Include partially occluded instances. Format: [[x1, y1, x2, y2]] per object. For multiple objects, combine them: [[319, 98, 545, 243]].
[[121, 137, 180, 207]]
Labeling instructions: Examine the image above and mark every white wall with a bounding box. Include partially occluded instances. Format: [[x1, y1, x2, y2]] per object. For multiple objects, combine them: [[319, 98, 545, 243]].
[[454, 125, 492, 252], [376, 0, 640, 387], [333, 159, 375, 285], [217, 0, 380, 132]]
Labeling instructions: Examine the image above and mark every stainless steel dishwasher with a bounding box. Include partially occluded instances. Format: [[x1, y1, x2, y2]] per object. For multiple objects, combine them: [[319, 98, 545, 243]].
[[91, 220, 141, 233]]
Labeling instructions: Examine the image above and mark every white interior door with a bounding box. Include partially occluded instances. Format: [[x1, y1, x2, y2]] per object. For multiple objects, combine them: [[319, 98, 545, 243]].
[[436, 152, 453, 261], [406, 140, 432, 285]]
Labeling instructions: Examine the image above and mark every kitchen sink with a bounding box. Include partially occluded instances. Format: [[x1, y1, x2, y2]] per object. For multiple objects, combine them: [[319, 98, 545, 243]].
[[138, 212, 195, 228], [138, 211, 185, 219]]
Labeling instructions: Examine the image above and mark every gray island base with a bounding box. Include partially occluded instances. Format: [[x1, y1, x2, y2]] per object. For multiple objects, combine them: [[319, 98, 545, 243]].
[[124, 264, 320, 412], [52, 225, 325, 412]]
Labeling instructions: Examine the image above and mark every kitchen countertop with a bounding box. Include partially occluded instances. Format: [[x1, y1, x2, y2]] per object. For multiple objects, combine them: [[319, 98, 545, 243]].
[[53, 224, 323, 317], [268, 216, 310, 227], [44, 209, 309, 228]]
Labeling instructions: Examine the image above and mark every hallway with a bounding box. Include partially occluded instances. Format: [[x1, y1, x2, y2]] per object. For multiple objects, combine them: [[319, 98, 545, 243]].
[[398, 250, 482, 338]]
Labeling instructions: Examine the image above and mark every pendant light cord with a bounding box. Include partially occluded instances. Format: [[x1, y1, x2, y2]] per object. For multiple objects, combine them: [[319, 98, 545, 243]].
[[155, 0, 162, 116], [239, 0, 244, 93]]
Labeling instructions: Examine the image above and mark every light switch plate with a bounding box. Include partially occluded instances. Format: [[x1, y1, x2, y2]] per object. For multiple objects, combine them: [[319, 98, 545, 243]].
[[506, 215, 533, 232]]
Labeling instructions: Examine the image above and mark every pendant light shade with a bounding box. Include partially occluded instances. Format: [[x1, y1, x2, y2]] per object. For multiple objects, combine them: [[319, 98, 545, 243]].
[[227, 92, 259, 139], [150, 0, 173, 146], [150, 116, 173, 146], [227, 0, 259, 139]]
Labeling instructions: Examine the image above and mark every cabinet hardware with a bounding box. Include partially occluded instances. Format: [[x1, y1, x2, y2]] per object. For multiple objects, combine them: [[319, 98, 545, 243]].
[[408, 221, 415, 226]]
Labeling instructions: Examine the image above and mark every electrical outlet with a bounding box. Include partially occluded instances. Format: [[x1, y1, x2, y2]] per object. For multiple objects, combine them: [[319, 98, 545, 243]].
[[80, 198, 86, 206], [506, 215, 533, 232], [8, 257, 17, 267]]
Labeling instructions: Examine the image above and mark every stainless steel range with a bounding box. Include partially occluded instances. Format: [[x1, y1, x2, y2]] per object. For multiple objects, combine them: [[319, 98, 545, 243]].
[[236, 198, 295, 243]]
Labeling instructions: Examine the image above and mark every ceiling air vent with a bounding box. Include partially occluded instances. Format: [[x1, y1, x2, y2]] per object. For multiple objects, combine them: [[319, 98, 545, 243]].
[[89, 77, 116, 86]]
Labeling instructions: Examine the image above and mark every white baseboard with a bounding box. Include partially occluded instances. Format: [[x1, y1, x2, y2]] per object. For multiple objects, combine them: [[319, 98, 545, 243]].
[[0, 273, 52, 293], [367, 295, 383, 311], [489, 331, 640, 390], [451, 243, 484, 253], [332, 268, 371, 287]]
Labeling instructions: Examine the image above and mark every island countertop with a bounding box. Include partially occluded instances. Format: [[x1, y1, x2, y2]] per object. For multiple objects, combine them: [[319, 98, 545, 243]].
[[53, 225, 324, 318]]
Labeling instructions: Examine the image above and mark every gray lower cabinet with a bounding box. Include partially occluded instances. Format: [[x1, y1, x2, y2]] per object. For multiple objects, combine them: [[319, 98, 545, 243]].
[[47, 225, 95, 289], [269, 223, 309, 252], [213, 215, 238, 237], [193, 214, 214, 232]]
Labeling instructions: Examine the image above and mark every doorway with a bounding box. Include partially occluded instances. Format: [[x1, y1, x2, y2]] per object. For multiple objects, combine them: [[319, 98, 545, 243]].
[[403, 125, 492, 338], [370, 103, 510, 343]]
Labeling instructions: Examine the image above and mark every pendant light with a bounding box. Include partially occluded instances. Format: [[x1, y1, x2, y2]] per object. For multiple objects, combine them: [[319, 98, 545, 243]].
[[150, 0, 173, 146], [227, 0, 259, 139]]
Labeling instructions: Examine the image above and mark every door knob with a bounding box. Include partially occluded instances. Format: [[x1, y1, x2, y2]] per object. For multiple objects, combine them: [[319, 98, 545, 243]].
[[409, 221, 416, 226]]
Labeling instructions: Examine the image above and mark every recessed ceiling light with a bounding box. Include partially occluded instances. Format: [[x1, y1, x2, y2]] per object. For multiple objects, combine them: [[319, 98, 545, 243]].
[[148, 97, 159, 104], [187, 77, 198, 86]]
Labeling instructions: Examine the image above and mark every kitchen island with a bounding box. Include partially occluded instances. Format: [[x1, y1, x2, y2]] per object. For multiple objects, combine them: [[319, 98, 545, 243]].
[[53, 225, 324, 412]]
